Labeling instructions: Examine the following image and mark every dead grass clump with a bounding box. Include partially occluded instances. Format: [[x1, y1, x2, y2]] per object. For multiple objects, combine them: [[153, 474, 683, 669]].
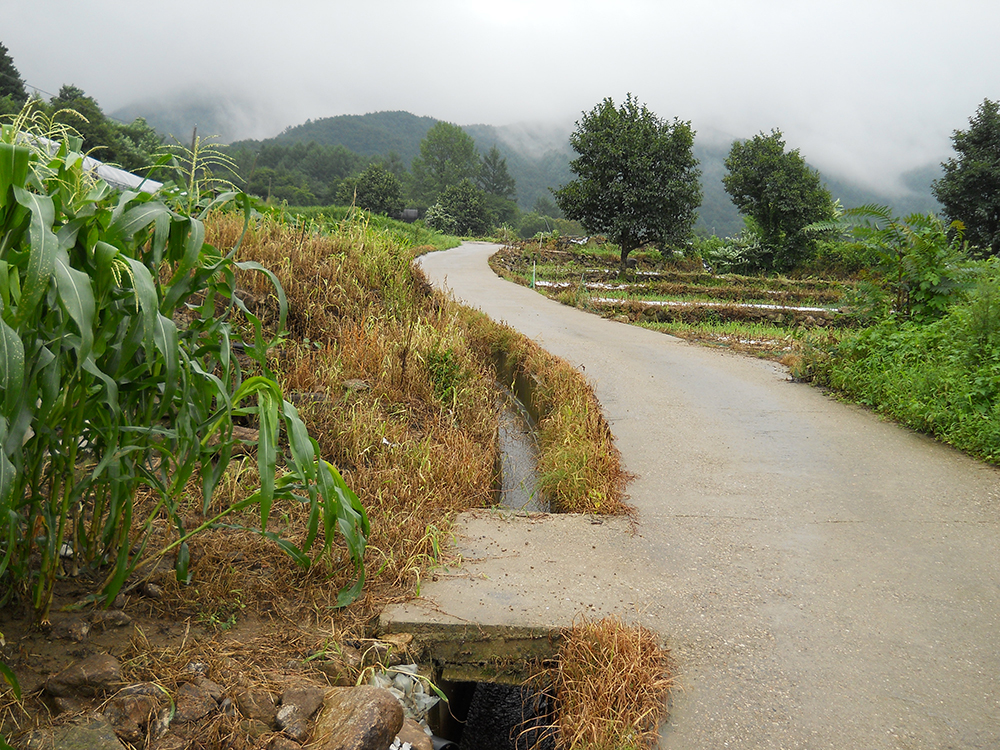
[[545, 616, 672, 750], [199, 212, 500, 622], [457, 306, 632, 515]]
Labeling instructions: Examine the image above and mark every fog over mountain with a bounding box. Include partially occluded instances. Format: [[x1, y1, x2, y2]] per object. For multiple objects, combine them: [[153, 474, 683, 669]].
[[6, 0, 996, 201]]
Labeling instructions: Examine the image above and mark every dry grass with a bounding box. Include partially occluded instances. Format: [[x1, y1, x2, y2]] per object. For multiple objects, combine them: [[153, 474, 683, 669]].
[[458, 308, 632, 515], [198, 213, 499, 624], [542, 616, 672, 750]]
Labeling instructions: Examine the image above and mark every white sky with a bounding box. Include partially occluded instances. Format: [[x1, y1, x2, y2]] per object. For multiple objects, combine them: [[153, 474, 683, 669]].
[[5, 0, 998, 191]]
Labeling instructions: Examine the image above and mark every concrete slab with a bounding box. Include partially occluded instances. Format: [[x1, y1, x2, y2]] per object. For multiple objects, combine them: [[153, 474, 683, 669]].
[[380, 511, 648, 682]]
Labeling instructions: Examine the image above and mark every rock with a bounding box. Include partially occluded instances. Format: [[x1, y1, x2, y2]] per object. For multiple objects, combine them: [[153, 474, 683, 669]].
[[276, 679, 325, 739], [173, 681, 218, 723], [281, 681, 326, 720], [51, 695, 86, 714], [276, 704, 310, 742], [51, 719, 125, 750], [269, 737, 302, 750], [234, 686, 277, 725], [141, 582, 163, 599], [148, 735, 191, 750], [46, 654, 121, 698], [103, 689, 164, 744], [237, 718, 272, 741], [49, 616, 91, 643], [313, 645, 361, 686], [395, 718, 433, 750], [89, 610, 132, 629], [309, 686, 403, 750], [193, 676, 225, 702]]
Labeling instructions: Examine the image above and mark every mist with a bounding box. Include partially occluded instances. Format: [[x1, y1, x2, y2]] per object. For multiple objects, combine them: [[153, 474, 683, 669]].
[[5, 0, 998, 194]]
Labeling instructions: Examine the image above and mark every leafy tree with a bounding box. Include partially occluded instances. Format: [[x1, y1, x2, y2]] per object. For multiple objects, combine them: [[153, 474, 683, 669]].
[[933, 98, 1000, 256], [554, 95, 702, 268], [479, 145, 516, 200], [49, 85, 161, 172], [533, 195, 562, 219], [425, 179, 491, 236], [410, 121, 480, 206], [0, 42, 28, 105], [723, 129, 834, 272], [338, 163, 404, 215]]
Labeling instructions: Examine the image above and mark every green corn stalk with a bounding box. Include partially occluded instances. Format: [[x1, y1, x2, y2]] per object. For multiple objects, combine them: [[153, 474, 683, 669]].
[[0, 122, 368, 622]]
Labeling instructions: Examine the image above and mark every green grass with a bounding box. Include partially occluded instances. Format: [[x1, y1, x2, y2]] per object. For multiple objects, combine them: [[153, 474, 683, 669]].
[[799, 273, 1000, 463], [284, 204, 461, 251]]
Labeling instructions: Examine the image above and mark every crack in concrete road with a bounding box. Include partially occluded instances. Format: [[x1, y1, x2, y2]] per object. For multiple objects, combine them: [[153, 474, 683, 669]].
[[403, 242, 1000, 748]]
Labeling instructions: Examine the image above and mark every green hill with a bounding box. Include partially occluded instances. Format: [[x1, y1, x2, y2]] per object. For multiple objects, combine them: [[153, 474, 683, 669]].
[[115, 96, 942, 232]]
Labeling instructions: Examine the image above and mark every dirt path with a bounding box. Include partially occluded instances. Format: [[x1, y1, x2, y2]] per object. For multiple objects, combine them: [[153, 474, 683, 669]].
[[417, 242, 1000, 749]]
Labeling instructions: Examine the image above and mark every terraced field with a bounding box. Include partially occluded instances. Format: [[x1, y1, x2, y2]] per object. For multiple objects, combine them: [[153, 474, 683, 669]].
[[489, 239, 854, 358]]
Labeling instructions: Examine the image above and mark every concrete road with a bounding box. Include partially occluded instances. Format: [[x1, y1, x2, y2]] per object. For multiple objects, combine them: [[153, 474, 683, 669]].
[[414, 242, 1000, 748]]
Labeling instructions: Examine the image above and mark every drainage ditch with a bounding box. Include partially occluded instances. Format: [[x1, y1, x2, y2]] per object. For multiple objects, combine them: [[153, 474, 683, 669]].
[[389, 357, 563, 747]]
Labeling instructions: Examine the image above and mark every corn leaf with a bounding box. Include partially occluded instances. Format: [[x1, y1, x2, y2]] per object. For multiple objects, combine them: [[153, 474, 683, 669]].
[[12, 187, 57, 324], [53, 251, 95, 363]]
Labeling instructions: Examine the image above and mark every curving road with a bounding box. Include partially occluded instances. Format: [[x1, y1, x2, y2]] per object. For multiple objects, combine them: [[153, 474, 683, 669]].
[[417, 242, 1000, 749]]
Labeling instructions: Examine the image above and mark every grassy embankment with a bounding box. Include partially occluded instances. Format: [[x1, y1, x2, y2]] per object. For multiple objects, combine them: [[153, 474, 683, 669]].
[[180, 211, 632, 624]]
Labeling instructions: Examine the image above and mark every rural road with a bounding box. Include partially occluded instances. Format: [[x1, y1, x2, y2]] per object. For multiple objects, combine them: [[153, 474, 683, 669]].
[[414, 242, 1000, 748]]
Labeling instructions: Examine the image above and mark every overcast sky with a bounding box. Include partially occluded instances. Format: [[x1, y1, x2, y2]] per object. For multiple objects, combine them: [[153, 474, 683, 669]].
[[5, 0, 998, 192]]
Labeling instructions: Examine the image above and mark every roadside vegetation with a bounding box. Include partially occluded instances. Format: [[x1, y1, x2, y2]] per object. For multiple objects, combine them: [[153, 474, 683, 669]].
[[0, 105, 635, 747], [2, 34, 996, 743]]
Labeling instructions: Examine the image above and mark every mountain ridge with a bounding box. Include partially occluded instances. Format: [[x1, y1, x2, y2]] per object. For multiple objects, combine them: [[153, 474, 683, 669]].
[[114, 102, 941, 236]]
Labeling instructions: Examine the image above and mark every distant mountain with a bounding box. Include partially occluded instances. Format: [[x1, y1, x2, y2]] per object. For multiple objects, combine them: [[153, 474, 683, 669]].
[[274, 113, 574, 211], [111, 91, 287, 145], [275, 111, 438, 166], [114, 96, 942, 232]]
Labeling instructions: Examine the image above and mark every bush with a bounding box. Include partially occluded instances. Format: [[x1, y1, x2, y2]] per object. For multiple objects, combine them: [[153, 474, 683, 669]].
[[425, 179, 490, 236], [804, 264, 1000, 461]]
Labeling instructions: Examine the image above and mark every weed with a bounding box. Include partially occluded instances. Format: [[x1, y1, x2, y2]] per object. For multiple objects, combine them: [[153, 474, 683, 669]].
[[539, 616, 672, 750]]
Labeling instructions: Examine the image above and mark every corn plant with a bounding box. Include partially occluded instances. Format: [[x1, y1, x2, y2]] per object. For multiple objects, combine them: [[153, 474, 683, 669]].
[[0, 124, 368, 622]]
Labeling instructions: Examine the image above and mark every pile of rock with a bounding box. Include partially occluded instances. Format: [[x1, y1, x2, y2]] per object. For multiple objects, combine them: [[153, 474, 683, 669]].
[[14, 652, 435, 750]]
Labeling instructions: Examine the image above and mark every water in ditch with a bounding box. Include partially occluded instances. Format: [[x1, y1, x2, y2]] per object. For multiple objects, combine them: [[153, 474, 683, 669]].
[[496, 388, 547, 513]]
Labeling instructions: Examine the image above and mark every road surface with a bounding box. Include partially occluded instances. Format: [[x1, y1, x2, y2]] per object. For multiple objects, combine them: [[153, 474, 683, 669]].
[[415, 242, 1000, 749]]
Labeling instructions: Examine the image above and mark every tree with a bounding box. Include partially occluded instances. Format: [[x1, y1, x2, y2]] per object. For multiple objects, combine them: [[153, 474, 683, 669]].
[[410, 121, 480, 206], [49, 85, 161, 172], [933, 98, 1000, 256], [0, 42, 27, 105], [478, 145, 516, 200], [337, 163, 404, 215], [723, 129, 834, 272], [425, 179, 491, 236], [554, 95, 702, 268]]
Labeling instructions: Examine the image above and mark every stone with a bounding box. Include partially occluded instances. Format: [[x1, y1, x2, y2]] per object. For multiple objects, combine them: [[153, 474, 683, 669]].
[[193, 676, 225, 702], [49, 616, 91, 643], [281, 681, 326, 720], [269, 737, 302, 750], [148, 735, 191, 750], [46, 654, 121, 698], [308, 686, 403, 750], [50, 719, 125, 750], [89, 610, 132, 629], [103, 691, 164, 744], [276, 704, 310, 742], [173, 682, 217, 723], [395, 718, 433, 750], [234, 686, 277, 725]]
